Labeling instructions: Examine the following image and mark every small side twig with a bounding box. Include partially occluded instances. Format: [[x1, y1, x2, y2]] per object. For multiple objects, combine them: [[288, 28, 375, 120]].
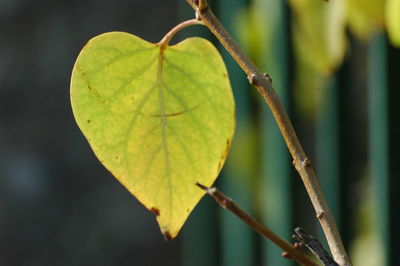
[[293, 227, 339, 266], [196, 183, 318, 266]]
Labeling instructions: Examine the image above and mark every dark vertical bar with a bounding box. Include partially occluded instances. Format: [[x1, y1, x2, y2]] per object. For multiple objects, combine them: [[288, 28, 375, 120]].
[[216, 1, 255, 266], [178, 2, 219, 266], [259, 0, 292, 265], [388, 35, 400, 266], [368, 33, 389, 266]]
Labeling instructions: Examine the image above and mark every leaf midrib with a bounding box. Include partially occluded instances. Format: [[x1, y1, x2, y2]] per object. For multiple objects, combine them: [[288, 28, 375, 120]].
[[157, 48, 173, 227]]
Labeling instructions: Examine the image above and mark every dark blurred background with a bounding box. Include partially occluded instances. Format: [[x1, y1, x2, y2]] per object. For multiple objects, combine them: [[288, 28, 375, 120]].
[[0, 1, 182, 265], [1, 0, 399, 265]]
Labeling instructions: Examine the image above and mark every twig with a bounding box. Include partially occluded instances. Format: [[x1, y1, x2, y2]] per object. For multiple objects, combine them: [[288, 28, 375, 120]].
[[293, 227, 339, 266], [196, 183, 318, 266], [185, 1, 351, 265]]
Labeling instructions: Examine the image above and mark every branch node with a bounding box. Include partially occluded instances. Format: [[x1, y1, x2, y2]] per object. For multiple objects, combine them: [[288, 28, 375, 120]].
[[317, 211, 325, 219], [247, 74, 257, 85], [263, 73, 272, 83], [302, 157, 312, 167]]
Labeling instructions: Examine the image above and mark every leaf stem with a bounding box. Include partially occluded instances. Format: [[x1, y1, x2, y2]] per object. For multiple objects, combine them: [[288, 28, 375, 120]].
[[186, 1, 351, 265], [196, 183, 319, 266], [157, 19, 203, 50]]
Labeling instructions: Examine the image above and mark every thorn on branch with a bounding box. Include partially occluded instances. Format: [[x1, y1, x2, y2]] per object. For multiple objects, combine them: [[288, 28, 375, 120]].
[[293, 227, 339, 266]]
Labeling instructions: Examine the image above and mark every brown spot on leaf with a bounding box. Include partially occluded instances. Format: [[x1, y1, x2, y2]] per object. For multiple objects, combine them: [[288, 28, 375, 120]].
[[87, 119, 91, 123], [150, 207, 160, 216], [163, 231, 173, 241], [115, 155, 119, 160], [217, 138, 232, 172], [222, 73, 227, 77]]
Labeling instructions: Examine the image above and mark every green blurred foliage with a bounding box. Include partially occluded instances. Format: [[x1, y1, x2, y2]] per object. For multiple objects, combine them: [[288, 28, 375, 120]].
[[234, 0, 400, 118], [288, 0, 399, 117], [386, 0, 400, 46], [234, 3, 268, 67], [289, 0, 347, 117], [350, 179, 385, 266], [347, 0, 385, 40], [232, 1, 395, 265]]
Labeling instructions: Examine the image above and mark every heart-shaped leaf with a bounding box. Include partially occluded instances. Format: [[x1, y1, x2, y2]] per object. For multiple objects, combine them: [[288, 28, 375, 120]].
[[70, 32, 235, 238]]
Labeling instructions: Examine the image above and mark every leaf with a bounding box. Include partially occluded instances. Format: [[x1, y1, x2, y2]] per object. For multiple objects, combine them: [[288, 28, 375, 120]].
[[234, 4, 268, 66], [386, 0, 400, 47], [70, 32, 235, 238], [288, 0, 346, 117], [347, 0, 385, 41], [289, 0, 346, 76]]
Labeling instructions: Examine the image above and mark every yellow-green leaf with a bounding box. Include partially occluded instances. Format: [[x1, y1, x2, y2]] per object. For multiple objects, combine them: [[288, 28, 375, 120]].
[[289, 0, 346, 76], [288, 0, 346, 117], [386, 0, 400, 47], [347, 0, 385, 41], [70, 32, 235, 238]]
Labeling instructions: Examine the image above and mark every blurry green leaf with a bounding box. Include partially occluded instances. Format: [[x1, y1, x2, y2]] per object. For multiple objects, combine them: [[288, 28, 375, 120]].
[[347, 0, 385, 41], [386, 0, 400, 46], [234, 5, 268, 66], [288, 0, 346, 117], [225, 121, 259, 183], [70, 32, 235, 238], [289, 0, 346, 76], [350, 179, 386, 266]]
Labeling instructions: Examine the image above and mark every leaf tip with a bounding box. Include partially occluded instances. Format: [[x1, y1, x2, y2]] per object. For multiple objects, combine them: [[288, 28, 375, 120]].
[[162, 231, 173, 241]]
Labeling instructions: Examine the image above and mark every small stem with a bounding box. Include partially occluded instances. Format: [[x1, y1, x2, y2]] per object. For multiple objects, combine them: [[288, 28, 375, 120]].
[[196, 183, 319, 266], [186, 0, 351, 265], [157, 19, 203, 49]]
